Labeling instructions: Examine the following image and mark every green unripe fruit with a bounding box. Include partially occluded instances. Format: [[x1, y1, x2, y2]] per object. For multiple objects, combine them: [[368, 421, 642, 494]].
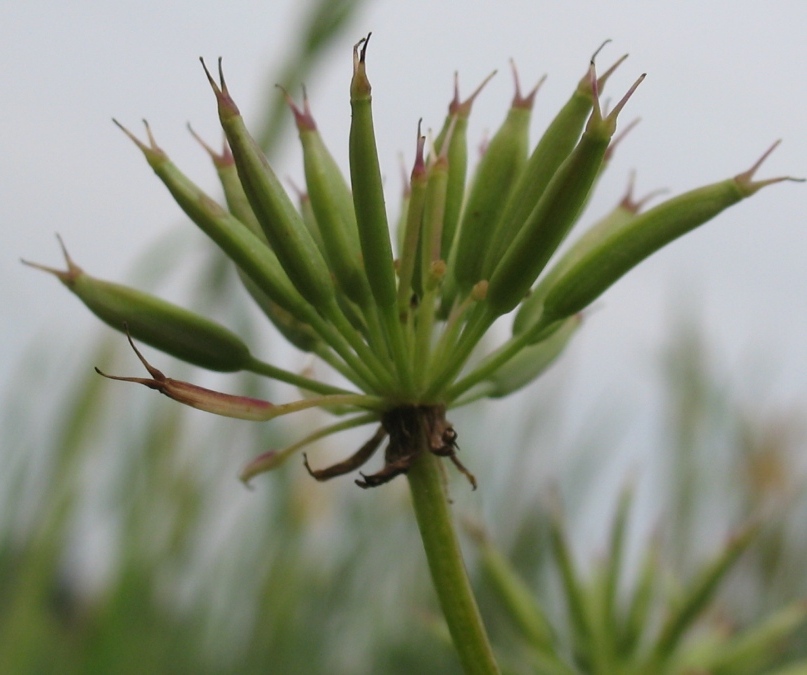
[[202, 58, 336, 311], [24, 239, 251, 372], [542, 143, 797, 322]]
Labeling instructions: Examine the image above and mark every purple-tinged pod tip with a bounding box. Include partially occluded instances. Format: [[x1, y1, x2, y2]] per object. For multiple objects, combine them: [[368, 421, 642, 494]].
[[619, 171, 668, 214], [734, 140, 805, 195], [285, 176, 310, 204], [585, 48, 645, 136], [351, 33, 373, 97], [476, 130, 490, 159], [607, 74, 645, 121], [355, 32, 371, 64], [411, 119, 427, 181], [200, 57, 240, 118], [278, 85, 317, 132], [187, 123, 233, 169], [448, 72, 461, 115], [240, 448, 280, 487], [509, 59, 546, 110], [21, 234, 82, 286], [113, 118, 167, 167], [449, 70, 498, 118], [96, 329, 276, 421], [597, 52, 629, 89], [576, 40, 629, 96]]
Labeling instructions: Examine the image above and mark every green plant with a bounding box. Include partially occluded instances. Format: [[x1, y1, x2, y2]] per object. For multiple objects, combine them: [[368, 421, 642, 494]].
[[25, 30, 802, 673], [468, 488, 807, 675]]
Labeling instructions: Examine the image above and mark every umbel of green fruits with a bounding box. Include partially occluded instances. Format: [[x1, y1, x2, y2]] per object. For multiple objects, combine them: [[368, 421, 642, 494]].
[[25, 36, 800, 488]]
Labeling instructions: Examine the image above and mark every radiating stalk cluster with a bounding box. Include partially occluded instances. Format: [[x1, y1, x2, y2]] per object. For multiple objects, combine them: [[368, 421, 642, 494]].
[[26, 36, 799, 487], [468, 486, 807, 674]]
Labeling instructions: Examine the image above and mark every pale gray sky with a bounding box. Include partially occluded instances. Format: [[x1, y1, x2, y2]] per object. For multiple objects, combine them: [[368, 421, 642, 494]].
[[3, 1, 806, 452]]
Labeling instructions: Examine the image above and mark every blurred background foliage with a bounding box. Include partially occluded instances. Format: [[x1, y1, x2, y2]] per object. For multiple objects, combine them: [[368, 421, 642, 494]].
[[3, 0, 806, 672]]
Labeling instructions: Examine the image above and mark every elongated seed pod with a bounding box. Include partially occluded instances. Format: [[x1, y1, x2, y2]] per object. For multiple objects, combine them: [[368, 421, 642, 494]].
[[484, 54, 628, 272], [565, 116, 641, 237], [486, 126, 610, 317], [288, 181, 328, 262], [201, 59, 335, 310], [541, 143, 797, 323], [189, 130, 323, 352], [434, 71, 496, 265], [239, 273, 322, 353], [435, 73, 496, 318], [420, 145, 450, 289], [438, 114, 466, 267], [188, 125, 267, 243], [451, 65, 540, 295], [397, 129, 428, 318], [97, 333, 379, 421], [349, 35, 398, 312], [96, 333, 274, 417], [394, 154, 411, 255], [24, 239, 251, 372], [482, 314, 581, 397], [512, 176, 650, 335], [285, 89, 371, 307], [115, 121, 314, 322], [486, 69, 645, 317]]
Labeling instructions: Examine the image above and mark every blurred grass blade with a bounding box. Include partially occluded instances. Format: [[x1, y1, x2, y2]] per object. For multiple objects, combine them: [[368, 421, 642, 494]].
[[618, 535, 658, 657], [651, 523, 760, 663], [696, 600, 807, 675], [256, 0, 372, 154], [465, 520, 558, 656], [548, 498, 594, 664]]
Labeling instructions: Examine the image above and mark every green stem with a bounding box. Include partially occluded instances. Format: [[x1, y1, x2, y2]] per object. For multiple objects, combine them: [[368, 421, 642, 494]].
[[423, 306, 493, 401], [407, 451, 500, 674], [245, 356, 354, 396]]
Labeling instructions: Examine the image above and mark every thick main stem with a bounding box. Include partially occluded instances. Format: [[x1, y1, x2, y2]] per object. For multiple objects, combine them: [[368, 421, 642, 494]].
[[407, 449, 499, 674]]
